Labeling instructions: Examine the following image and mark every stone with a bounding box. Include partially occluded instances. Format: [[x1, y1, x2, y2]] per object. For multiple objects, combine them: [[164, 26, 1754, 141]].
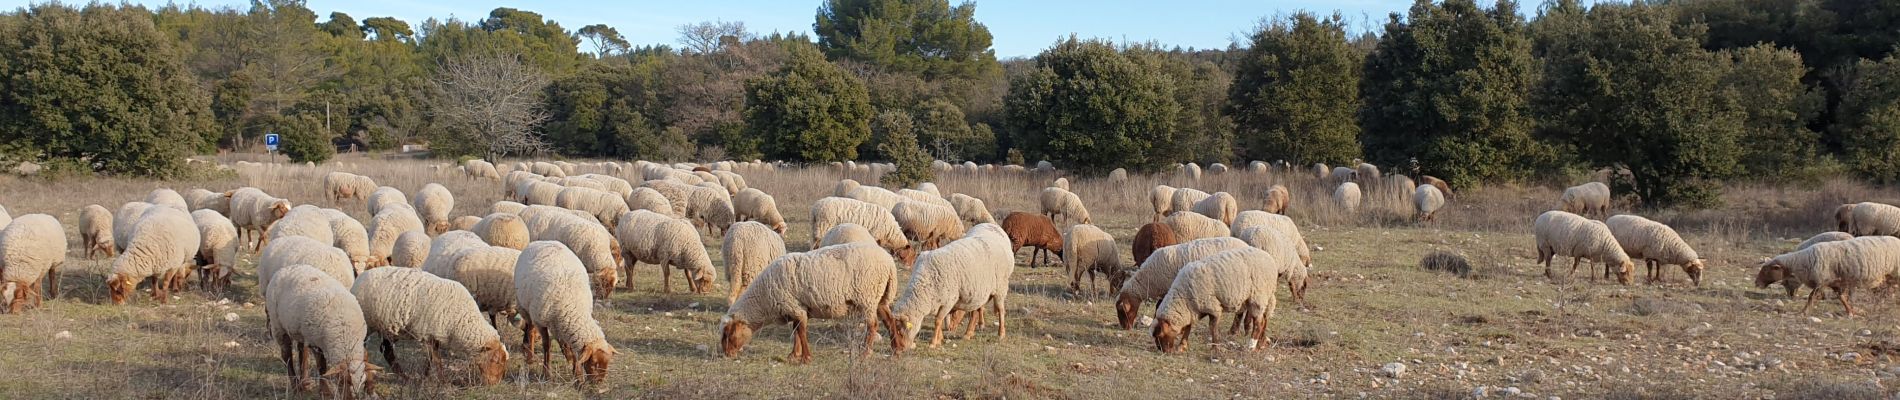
[[1381, 362, 1407, 378]]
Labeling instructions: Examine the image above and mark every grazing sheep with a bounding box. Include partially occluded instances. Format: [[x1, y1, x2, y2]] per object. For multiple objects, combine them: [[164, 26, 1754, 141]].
[[451, 216, 481, 231], [0, 214, 65, 312], [719, 242, 897, 362], [820, 223, 877, 247], [518, 209, 621, 299], [898, 188, 951, 208], [389, 231, 432, 268], [684, 183, 737, 235], [418, 231, 488, 277], [1168, 188, 1211, 220], [1313, 163, 1329, 180], [266, 264, 377, 397], [321, 209, 372, 273], [350, 267, 508, 384], [520, 181, 565, 206], [710, 170, 747, 195], [1533, 211, 1635, 285], [145, 188, 189, 210], [1355, 163, 1381, 183], [230, 189, 292, 251], [1848, 202, 1900, 236], [722, 221, 787, 303], [1755, 236, 1900, 316], [614, 210, 716, 294], [106, 207, 199, 305], [555, 186, 629, 229], [626, 187, 677, 218], [833, 179, 862, 197], [368, 207, 425, 268], [1332, 182, 1362, 213], [1420, 175, 1452, 200], [846, 185, 904, 210], [1000, 212, 1063, 269], [325, 172, 377, 202], [465, 159, 501, 180], [1606, 214, 1705, 285], [1064, 224, 1123, 295], [914, 182, 940, 196], [1414, 184, 1446, 222], [1132, 223, 1178, 266], [1164, 212, 1231, 242], [1109, 168, 1128, 182], [414, 183, 456, 235], [191, 210, 240, 292], [1799, 232, 1855, 251], [1191, 192, 1239, 225], [1329, 166, 1357, 183], [1560, 182, 1611, 218], [368, 186, 409, 217], [112, 201, 155, 254], [1263, 185, 1290, 215], [1229, 211, 1313, 277], [809, 197, 908, 257], [471, 213, 530, 250], [185, 188, 228, 214], [1114, 237, 1249, 330], [492, 201, 527, 215], [530, 162, 567, 178], [79, 204, 115, 259], [1152, 247, 1280, 353], [892, 201, 965, 249], [889, 224, 1015, 354], [1233, 226, 1310, 307], [1150, 185, 1178, 222], [512, 241, 616, 384], [1039, 187, 1091, 225], [1178, 163, 1203, 181], [947, 193, 995, 225], [733, 188, 787, 234], [266, 206, 336, 252], [256, 236, 356, 299]]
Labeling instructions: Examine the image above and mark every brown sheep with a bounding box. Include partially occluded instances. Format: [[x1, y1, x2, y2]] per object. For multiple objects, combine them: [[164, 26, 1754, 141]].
[[1421, 175, 1453, 200], [1262, 185, 1290, 215], [1001, 212, 1063, 269], [1133, 223, 1178, 266]]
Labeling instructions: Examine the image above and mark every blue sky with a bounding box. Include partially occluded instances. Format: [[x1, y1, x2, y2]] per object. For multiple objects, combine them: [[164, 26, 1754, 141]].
[[5, 0, 1458, 58]]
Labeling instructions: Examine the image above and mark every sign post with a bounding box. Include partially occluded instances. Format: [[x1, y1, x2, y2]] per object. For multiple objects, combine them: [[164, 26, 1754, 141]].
[[264, 133, 280, 163]]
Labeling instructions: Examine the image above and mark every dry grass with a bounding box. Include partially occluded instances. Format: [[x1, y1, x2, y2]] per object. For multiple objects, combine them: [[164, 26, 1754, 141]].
[[0, 155, 1898, 398]]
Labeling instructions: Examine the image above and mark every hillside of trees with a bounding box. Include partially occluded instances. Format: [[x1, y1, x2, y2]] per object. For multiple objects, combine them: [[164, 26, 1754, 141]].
[[0, 0, 1897, 207]]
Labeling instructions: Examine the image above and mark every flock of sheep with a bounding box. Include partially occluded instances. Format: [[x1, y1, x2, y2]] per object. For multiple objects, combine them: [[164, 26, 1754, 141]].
[[1, 157, 1897, 397]]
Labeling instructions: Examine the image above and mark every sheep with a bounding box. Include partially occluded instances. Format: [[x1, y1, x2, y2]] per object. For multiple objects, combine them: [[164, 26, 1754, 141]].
[[1150, 185, 1178, 222], [1312, 163, 1329, 179], [520, 180, 564, 206], [519, 207, 622, 298], [451, 216, 481, 231], [418, 231, 488, 276], [1191, 192, 1238, 225], [1533, 210, 1635, 285], [145, 188, 189, 210], [834, 179, 862, 197], [266, 206, 337, 251], [1178, 163, 1203, 182], [719, 242, 897, 362], [733, 188, 787, 234], [684, 183, 738, 235], [1233, 226, 1310, 308], [266, 264, 378, 397], [913, 182, 940, 196], [846, 185, 904, 210], [1132, 223, 1178, 266], [722, 221, 787, 303], [639, 180, 694, 218], [892, 201, 965, 250], [321, 209, 372, 272], [112, 201, 155, 254], [465, 159, 500, 180], [185, 188, 228, 214], [1109, 168, 1128, 181], [530, 162, 567, 178], [257, 236, 356, 298], [368, 207, 425, 268], [512, 241, 617, 384], [1761, 233, 1850, 298], [1168, 188, 1211, 220], [947, 193, 995, 225], [898, 188, 951, 208], [555, 186, 629, 229], [1000, 212, 1063, 269], [1606, 214, 1705, 286], [1263, 185, 1290, 215], [1329, 166, 1357, 183], [471, 213, 530, 250], [1164, 211, 1231, 242], [229, 189, 292, 250], [559, 176, 607, 192], [626, 187, 677, 218], [324, 172, 376, 202], [106, 207, 199, 305], [492, 201, 527, 216], [614, 210, 717, 294], [414, 183, 456, 235], [1420, 175, 1453, 200], [1755, 236, 1900, 316], [1560, 182, 1611, 218], [820, 223, 877, 247], [1114, 237, 1249, 330], [1151, 247, 1280, 353], [79, 204, 115, 259], [1414, 184, 1447, 222], [1800, 232, 1855, 251], [1355, 163, 1381, 183], [191, 210, 239, 292], [809, 197, 909, 257], [390, 230, 432, 268], [1038, 187, 1092, 225], [367, 186, 409, 217], [350, 267, 508, 384], [1848, 202, 1900, 236], [1229, 211, 1312, 272], [0, 214, 65, 312], [1333, 182, 1362, 212], [889, 224, 1015, 354], [1064, 224, 1122, 296]]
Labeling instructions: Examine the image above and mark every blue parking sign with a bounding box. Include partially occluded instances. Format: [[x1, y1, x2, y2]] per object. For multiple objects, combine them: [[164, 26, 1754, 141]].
[[265, 133, 280, 151]]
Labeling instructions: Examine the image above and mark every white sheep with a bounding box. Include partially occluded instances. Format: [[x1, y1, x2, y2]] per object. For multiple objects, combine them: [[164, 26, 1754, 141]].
[[1191, 192, 1238, 225], [819, 223, 877, 247], [512, 241, 617, 383], [1560, 182, 1612, 217], [914, 182, 940, 196], [718, 242, 897, 362], [519, 207, 621, 298], [1051, 177, 1069, 191], [1230, 211, 1313, 291], [390, 230, 432, 268], [1178, 163, 1203, 181], [79, 204, 115, 259], [492, 201, 527, 215], [1063, 224, 1122, 296], [414, 183, 456, 235], [810, 197, 908, 254], [465, 159, 500, 180], [1799, 232, 1854, 251], [368, 186, 409, 216], [228, 188, 291, 250], [898, 188, 951, 208], [520, 180, 565, 206], [1152, 247, 1280, 353], [639, 180, 694, 218], [1848, 202, 1900, 236], [1109, 168, 1128, 182], [711, 170, 747, 195], [266, 264, 377, 396], [257, 236, 355, 298], [555, 186, 630, 229], [145, 188, 189, 210], [106, 206, 199, 305], [733, 188, 787, 234], [892, 200, 965, 249], [1233, 226, 1310, 307], [350, 267, 508, 384], [1333, 182, 1362, 213], [1606, 214, 1705, 285], [1312, 163, 1329, 180], [1355, 163, 1381, 183], [1329, 166, 1357, 183], [452, 216, 481, 231], [1534, 210, 1635, 285], [684, 183, 737, 235], [1414, 184, 1446, 222], [890, 224, 1015, 354], [1168, 188, 1210, 220], [1113, 237, 1248, 330], [265, 206, 336, 252], [614, 210, 716, 294], [325, 171, 377, 202], [626, 187, 677, 218], [530, 162, 567, 178], [1151, 185, 1178, 222], [112, 201, 155, 254], [1164, 211, 1231, 242], [471, 213, 530, 250], [368, 207, 425, 268], [184, 188, 228, 215], [833, 179, 862, 197], [947, 193, 995, 225], [1756, 236, 1900, 316], [722, 221, 786, 304], [0, 214, 65, 312], [190, 210, 239, 292], [846, 185, 904, 210], [1038, 187, 1091, 225]]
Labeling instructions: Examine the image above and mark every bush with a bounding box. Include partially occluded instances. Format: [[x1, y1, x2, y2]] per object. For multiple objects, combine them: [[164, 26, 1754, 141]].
[[877, 111, 934, 189], [743, 44, 873, 162], [274, 114, 334, 164]]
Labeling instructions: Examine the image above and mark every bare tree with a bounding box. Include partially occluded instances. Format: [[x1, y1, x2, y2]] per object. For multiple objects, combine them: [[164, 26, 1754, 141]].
[[677, 20, 751, 55], [430, 54, 551, 159]]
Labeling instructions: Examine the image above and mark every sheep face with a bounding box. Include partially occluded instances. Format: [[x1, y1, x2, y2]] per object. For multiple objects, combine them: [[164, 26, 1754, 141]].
[[1114, 292, 1142, 330], [1754, 259, 1786, 290], [1684, 259, 1706, 286], [1152, 319, 1188, 353], [1613, 260, 1635, 285], [475, 339, 508, 385], [892, 247, 918, 267], [719, 317, 754, 358], [1837, 204, 1856, 231], [105, 274, 133, 305], [1106, 268, 1131, 292], [891, 316, 923, 354], [319, 357, 378, 400], [578, 340, 615, 384], [771, 221, 787, 235]]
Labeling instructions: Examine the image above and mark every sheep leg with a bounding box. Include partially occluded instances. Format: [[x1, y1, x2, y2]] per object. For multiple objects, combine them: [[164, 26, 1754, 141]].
[[44, 262, 58, 300], [297, 343, 314, 391], [1180, 323, 1195, 351], [793, 317, 812, 364], [929, 310, 948, 348], [278, 335, 299, 391], [540, 328, 554, 379], [1227, 312, 1243, 335], [861, 313, 880, 358], [945, 309, 964, 332], [1539, 248, 1553, 279], [1801, 287, 1822, 315], [520, 320, 538, 367], [380, 337, 404, 376], [1839, 287, 1857, 317], [993, 298, 1007, 339], [1208, 314, 1221, 347], [960, 308, 979, 339], [428, 340, 446, 379], [662, 264, 673, 294], [561, 342, 581, 383], [1567, 257, 1581, 280]]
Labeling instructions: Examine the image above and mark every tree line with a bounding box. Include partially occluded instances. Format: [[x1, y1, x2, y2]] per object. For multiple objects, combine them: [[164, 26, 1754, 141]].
[[0, 0, 1896, 207]]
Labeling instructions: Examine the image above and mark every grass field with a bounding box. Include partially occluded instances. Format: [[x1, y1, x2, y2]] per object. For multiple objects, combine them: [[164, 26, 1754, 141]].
[[1, 155, 1897, 399]]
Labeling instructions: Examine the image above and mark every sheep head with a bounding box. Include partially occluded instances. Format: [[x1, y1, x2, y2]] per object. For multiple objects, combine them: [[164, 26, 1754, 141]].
[[1684, 259, 1706, 286], [1114, 292, 1142, 330], [105, 274, 133, 305], [1613, 260, 1635, 285], [578, 339, 615, 384], [320, 355, 379, 400], [890, 315, 923, 355], [1755, 258, 1785, 290], [475, 339, 508, 385], [718, 316, 753, 358], [1152, 319, 1188, 353]]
